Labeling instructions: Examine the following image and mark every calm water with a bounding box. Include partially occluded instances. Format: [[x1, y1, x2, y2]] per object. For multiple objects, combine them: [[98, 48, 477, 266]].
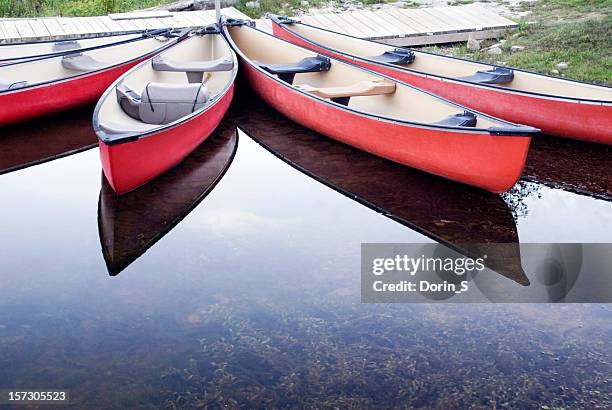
[[0, 90, 611, 408]]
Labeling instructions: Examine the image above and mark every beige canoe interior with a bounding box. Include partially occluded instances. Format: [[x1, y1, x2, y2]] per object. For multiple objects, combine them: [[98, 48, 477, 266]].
[[0, 33, 142, 61], [97, 33, 235, 135], [0, 35, 173, 89], [228, 25, 508, 129], [287, 23, 612, 102]]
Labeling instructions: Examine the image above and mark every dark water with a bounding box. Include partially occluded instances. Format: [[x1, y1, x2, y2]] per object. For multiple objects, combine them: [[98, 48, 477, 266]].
[[0, 89, 611, 408]]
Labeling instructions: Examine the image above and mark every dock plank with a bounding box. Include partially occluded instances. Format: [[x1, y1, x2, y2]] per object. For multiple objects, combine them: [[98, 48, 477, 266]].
[[141, 18, 166, 29], [57, 17, 80, 36], [342, 13, 380, 38], [347, 11, 394, 38], [109, 10, 173, 20], [303, 14, 360, 37], [98, 16, 127, 33], [471, 5, 518, 27], [308, 14, 346, 33], [13, 20, 35, 39], [2, 20, 21, 41], [420, 8, 459, 32], [429, 6, 474, 32], [380, 8, 430, 34], [446, 5, 486, 30], [28, 18, 51, 39], [404, 8, 454, 33], [42, 18, 66, 38], [359, 10, 407, 37], [373, 9, 419, 35], [301, 15, 343, 34], [71, 17, 90, 34]]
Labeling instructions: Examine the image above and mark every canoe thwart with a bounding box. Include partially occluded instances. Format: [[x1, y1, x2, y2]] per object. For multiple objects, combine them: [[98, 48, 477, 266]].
[[61, 54, 107, 72], [369, 48, 415, 65], [457, 67, 514, 84], [433, 110, 477, 127], [53, 40, 81, 52], [295, 79, 396, 105], [152, 55, 234, 83], [259, 54, 331, 84]]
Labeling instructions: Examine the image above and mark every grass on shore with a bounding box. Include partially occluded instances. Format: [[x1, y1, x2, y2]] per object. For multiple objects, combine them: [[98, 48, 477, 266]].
[[423, 0, 611, 85], [0, 0, 173, 17]]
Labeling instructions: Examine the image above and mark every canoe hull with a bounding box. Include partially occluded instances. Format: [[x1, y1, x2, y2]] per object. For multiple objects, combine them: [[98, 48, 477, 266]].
[[0, 53, 161, 127], [272, 21, 611, 145], [240, 59, 530, 193], [99, 84, 234, 195]]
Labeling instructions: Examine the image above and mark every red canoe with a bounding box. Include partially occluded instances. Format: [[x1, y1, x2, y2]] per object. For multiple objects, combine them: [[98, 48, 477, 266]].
[[94, 27, 237, 195], [0, 31, 152, 65], [223, 20, 538, 193], [270, 16, 612, 145], [0, 29, 186, 127]]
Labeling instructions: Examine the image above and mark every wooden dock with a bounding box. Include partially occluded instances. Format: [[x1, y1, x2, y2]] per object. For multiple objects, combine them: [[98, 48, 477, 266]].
[[0, 4, 517, 46], [256, 4, 518, 46], [0, 7, 247, 44]]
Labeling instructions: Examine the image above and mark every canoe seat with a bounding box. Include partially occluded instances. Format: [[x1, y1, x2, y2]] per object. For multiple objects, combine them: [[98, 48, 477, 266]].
[[53, 40, 81, 52], [0, 79, 28, 92], [61, 54, 107, 72], [152, 56, 234, 83], [259, 55, 331, 85], [434, 111, 477, 127], [295, 79, 396, 105], [369, 48, 415, 65], [457, 67, 514, 84], [117, 82, 209, 125]]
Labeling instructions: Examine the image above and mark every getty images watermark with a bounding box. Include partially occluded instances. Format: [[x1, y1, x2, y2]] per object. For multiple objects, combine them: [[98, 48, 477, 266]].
[[361, 243, 612, 303]]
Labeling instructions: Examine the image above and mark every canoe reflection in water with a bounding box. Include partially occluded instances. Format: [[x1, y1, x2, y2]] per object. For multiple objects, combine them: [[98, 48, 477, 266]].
[[523, 135, 612, 201], [0, 106, 97, 174], [98, 119, 238, 276], [234, 90, 529, 285]]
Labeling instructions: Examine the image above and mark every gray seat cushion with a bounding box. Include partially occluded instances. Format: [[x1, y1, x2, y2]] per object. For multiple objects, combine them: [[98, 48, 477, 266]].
[[61, 54, 107, 72], [0, 78, 28, 92], [139, 82, 209, 125]]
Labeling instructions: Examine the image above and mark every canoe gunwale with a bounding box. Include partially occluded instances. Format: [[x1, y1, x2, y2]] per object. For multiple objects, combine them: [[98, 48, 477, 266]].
[[0, 30, 151, 47], [94, 32, 239, 146], [223, 22, 538, 137], [0, 29, 175, 65], [0, 29, 188, 96], [273, 17, 612, 105]]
